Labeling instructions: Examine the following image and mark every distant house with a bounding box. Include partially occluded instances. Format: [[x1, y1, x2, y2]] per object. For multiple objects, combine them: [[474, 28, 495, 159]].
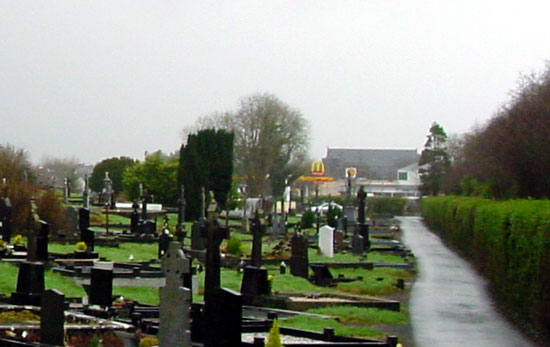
[[363, 163, 421, 198], [322, 147, 419, 180]]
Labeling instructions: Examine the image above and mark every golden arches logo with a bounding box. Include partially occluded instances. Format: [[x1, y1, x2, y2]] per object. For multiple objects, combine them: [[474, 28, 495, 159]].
[[311, 161, 325, 176]]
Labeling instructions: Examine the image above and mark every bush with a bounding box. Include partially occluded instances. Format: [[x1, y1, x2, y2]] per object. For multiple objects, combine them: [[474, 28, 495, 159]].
[[367, 197, 406, 216], [225, 236, 243, 256], [265, 319, 282, 347], [326, 205, 342, 228], [421, 196, 550, 339], [300, 210, 315, 229], [35, 189, 71, 237]]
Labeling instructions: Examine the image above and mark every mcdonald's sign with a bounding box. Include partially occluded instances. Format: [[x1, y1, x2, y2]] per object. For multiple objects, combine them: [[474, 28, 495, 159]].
[[345, 167, 357, 178], [311, 161, 325, 177]]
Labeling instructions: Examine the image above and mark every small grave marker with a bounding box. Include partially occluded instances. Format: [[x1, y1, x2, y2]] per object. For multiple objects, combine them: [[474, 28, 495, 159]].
[[41, 289, 65, 346]]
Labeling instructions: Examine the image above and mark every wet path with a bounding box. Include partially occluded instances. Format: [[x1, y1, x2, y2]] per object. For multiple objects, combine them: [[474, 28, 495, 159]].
[[398, 216, 534, 347]]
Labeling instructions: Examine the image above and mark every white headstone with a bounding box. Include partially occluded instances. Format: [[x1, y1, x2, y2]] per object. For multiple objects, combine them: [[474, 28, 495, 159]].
[[159, 242, 192, 346], [319, 225, 334, 258]]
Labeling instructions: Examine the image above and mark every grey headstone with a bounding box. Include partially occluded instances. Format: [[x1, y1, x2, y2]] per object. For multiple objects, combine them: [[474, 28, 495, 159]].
[[159, 242, 191, 347]]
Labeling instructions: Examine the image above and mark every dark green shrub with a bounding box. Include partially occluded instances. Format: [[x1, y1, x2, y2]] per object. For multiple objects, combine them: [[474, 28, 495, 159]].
[[326, 205, 342, 228], [225, 236, 243, 256], [300, 210, 315, 229], [367, 197, 406, 216]]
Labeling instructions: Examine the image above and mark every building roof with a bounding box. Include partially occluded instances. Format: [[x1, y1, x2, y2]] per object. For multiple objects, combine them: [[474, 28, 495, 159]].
[[322, 147, 419, 180]]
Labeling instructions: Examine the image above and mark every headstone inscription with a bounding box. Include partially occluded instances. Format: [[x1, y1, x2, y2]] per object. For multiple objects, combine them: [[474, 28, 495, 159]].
[[289, 232, 309, 278], [41, 289, 65, 346], [0, 197, 12, 242], [11, 261, 45, 306], [159, 241, 191, 347], [319, 225, 334, 258], [89, 267, 113, 307]]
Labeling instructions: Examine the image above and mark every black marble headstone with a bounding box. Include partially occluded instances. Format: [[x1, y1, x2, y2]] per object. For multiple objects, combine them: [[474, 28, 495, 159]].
[[79, 207, 90, 232], [32, 221, 49, 262], [204, 288, 242, 347], [89, 268, 113, 307], [240, 266, 270, 297], [41, 289, 65, 346], [11, 261, 45, 306], [81, 228, 95, 252], [130, 208, 140, 234], [310, 264, 334, 287], [352, 232, 364, 256]]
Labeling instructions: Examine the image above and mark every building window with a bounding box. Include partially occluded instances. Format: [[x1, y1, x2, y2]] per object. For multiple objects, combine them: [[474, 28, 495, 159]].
[[398, 172, 408, 181]]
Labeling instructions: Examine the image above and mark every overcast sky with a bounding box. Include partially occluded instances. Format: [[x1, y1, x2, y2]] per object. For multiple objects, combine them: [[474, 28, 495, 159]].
[[2, 1, 550, 165]]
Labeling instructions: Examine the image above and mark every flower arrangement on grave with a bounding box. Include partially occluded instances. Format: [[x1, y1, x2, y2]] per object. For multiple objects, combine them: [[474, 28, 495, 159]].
[[75, 241, 87, 252], [0, 240, 9, 256], [265, 318, 282, 347], [12, 235, 23, 245]]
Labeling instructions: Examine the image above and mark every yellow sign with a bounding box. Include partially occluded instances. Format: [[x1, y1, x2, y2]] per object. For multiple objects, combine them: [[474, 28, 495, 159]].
[[311, 161, 325, 176], [346, 167, 357, 178]]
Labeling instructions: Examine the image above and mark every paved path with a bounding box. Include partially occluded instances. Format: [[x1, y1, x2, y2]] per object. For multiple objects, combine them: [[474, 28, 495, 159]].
[[399, 216, 534, 347]]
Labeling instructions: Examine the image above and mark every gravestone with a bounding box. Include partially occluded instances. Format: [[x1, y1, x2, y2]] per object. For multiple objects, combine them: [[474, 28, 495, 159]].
[[28, 221, 49, 262], [89, 267, 113, 307], [81, 228, 95, 252], [241, 266, 269, 298], [0, 197, 12, 242], [310, 264, 334, 287], [11, 261, 45, 306], [334, 230, 345, 253], [319, 225, 334, 258], [130, 204, 140, 234], [176, 185, 186, 242], [356, 185, 370, 250], [351, 233, 365, 256], [158, 226, 172, 258], [201, 217, 229, 298], [64, 206, 78, 236], [79, 207, 90, 232], [204, 288, 242, 347], [190, 222, 205, 250], [289, 233, 309, 278], [159, 241, 191, 347], [82, 174, 90, 208], [41, 289, 65, 346], [250, 210, 266, 267]]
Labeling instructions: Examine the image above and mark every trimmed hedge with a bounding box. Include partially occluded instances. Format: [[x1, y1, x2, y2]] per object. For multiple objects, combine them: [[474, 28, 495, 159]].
[[422, 197, 550, 339]]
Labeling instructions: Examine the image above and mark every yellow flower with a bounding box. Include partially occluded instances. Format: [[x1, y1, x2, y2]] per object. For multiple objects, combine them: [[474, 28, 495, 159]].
[[267, 274, 275, 281]]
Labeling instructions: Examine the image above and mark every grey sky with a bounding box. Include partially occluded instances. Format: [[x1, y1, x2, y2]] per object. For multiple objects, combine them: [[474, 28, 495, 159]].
[[2, 1, 550, 165]]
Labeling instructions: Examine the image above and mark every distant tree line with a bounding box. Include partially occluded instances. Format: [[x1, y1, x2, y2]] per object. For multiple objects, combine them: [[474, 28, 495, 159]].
[[424, 64, 550, 199]]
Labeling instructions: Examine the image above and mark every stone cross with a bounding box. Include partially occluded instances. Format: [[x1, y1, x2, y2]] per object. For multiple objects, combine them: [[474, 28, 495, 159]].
[[357, 185, 367, 224], [176, 184, 186, 242], [250, 210, 266, 267], [201, 216, 229, 298], [159, 241, 191, 347], [83, 174, 90, 208]]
